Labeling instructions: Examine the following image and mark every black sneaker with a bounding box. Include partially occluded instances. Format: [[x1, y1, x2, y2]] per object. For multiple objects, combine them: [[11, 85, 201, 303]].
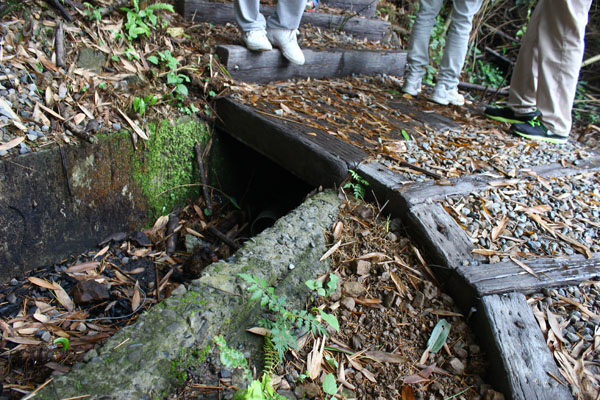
[[510, 119, 568, 144], [484, 106, 541, 124]]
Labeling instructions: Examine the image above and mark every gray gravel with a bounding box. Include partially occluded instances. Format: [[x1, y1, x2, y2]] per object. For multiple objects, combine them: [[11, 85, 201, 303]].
[[529, 283, 600, 398], [443, 171, 600, 262], [0, 64, 51, 155]]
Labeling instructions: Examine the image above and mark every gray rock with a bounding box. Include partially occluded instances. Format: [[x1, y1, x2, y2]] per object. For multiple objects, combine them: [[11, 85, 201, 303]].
[[341, 296, 355, 311], [449, 358, 465, 374], [343, 281, 365, 297]]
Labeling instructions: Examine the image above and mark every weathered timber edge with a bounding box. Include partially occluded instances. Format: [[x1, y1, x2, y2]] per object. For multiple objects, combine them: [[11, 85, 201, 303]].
[[216, 45, 407, 83], [399, 155, 600, 207], [176, 0, 390, 41], [322, 0, 377, 16], [0, 134, 149, 281], [462, 252, 600, 296], [37, 190, 341, 399], [214, 96, 366, 187], [475, 292, 573, 400]]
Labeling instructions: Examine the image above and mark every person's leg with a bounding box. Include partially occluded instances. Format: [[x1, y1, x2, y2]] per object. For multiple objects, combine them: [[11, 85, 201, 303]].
[[234, 0, 266, 32], [405, 0, 444, 79], [267, 0, 306, 30], [506, 0, 543, 114], [532, 0, 592, 136], [436, 0, 483, 89]]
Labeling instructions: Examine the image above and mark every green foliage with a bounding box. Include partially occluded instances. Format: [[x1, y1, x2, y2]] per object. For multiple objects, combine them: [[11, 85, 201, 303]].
[[213, 335, 252, 377], [169, 345, 210, 386], [305, 273, 338, 297], [322, 373, 338, 397], [573, 81, 600, 126], [53, 337, 70, 351], [233, 374, 286, 400], [343, 169, 370, 200], [424, 15, 447, 85], [122, 0, 174, 41], [83, 2, 102, 22], [427, 319, 451, 353], [262, 336, 279, 375], [238, 273, 339, 362], [132, 94, 159, 116]]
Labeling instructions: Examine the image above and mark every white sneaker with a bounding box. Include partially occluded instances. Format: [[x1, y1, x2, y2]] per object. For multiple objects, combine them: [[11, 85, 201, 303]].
[[430, 84, 464, 106], [242, 30, 272, 51], [402, 75, 422, 96], [266, 29, 305, 65]]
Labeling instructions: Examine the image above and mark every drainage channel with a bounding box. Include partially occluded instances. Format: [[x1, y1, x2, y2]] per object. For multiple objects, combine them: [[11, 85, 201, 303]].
[[1, 131, 499, 400]]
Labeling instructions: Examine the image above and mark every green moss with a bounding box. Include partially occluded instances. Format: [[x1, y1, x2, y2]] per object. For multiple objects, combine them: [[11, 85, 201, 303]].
[[133, 118, 210, 219]]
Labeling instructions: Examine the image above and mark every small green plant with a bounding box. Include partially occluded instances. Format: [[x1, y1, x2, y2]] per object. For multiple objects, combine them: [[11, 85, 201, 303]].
[[238, 273, 339, 362], [148, 50, 190, 106], [132, 94, 159, 116], [344, 169, 370, 200], [83, 2, 102, 22], [322, 373, 338, 399], [169, 345, 211, 386], [305, 273, 338, 298], [213, 335, 286, 400], [423, 14, 447, 85], [122, 0, 174, 41]]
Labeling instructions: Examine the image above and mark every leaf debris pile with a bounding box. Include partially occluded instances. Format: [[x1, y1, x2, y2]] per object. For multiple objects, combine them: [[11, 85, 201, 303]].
[[0, 195, 244, 398], [176, 194, 495, 400], [442, 171, 600, 263], [232, 76, 595, 182], [529, 283, 600, 399]]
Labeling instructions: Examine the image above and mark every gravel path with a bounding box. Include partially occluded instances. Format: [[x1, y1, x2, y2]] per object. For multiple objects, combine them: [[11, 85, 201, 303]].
[[443, 171, 600, 263]]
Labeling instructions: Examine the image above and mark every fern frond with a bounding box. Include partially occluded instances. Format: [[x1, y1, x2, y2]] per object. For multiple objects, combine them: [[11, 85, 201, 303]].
[[262, 336, 279, 376]]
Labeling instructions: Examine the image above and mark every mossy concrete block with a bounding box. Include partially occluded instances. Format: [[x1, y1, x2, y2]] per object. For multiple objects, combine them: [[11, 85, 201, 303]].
[[0, 118, 210, 281], [37, 190, 340, 399]]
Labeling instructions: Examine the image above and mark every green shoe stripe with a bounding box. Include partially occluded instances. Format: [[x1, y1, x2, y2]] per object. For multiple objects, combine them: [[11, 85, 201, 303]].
[[484, 114, 524, 124], [513, 130, 568, 144]]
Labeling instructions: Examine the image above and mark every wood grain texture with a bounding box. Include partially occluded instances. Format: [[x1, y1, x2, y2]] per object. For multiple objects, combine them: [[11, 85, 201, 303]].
[[399, 156, 600, 207], [214, 96, 366, 187], [177, 0, 390, 41], [216, 45, 406, 83], [476, 293, 573, 400], [322, 0, 377, 16], [462, 253, 600, 296], [405, 202, 482, 273]]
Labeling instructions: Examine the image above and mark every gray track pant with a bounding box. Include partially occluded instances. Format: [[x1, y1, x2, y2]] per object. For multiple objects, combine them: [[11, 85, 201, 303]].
[[405, 0, 483, 89], [507, 0, 592, 137], [234, 0, 305, 32]]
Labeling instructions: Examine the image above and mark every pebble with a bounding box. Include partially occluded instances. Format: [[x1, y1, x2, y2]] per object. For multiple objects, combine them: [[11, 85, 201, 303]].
[[341, 296, 356, 311], [449, 358, 465, 375], [343, 281, 365, 297]]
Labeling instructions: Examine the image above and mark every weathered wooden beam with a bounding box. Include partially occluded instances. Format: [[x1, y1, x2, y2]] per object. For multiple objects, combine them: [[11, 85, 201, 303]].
[[216, 45, 406, 83], [475, 292, 573, 400], [405, 202, 483, 273], [462, 253, 600, 296], [398, 156, 600, 207], [175, 0, 390, 41], [322, 0, 377, 17], [214, 96, 366, 187]]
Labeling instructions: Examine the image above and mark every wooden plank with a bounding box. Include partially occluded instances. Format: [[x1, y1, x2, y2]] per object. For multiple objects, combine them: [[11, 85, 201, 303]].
[[462, 253, 600, 296], [322, 0, 377, 17], [475, 292, 573, 400], [176, 0, 390, 41], [214, 96, 366, 187], [216, 45, 406, 83], [399, 156, 600, 207], [405, 202, 483, 273]]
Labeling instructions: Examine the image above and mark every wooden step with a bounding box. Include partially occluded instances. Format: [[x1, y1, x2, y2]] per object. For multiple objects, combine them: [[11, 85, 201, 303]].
[[175, 0, 390, 41], [321, 0, 377, 17], [216, 45, 406, 83], [476, 292, 573, 400]]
